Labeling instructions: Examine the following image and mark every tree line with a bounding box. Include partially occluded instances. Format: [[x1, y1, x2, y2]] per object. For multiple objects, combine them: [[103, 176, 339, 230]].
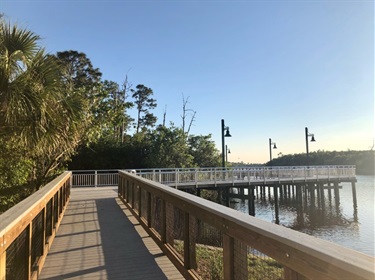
[[266, 150, 374, 175], [0, 19, 220, 212]]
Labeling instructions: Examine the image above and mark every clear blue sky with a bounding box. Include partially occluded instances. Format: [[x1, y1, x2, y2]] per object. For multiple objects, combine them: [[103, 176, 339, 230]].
[[2, 0, 374, 164]]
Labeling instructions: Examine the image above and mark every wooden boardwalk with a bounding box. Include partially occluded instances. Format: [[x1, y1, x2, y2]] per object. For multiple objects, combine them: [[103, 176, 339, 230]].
[[39, 187, 184, 280]]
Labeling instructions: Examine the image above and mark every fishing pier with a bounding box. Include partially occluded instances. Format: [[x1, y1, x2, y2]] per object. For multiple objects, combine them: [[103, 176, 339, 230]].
[[126, 165, 357, 219]]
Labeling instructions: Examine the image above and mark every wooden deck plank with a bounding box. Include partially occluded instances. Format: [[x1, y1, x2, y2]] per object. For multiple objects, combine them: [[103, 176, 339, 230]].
[[39, 187, 184, 280]]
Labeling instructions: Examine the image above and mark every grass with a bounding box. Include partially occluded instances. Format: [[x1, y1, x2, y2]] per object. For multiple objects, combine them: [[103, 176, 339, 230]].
[[174, 241, 283, 280]]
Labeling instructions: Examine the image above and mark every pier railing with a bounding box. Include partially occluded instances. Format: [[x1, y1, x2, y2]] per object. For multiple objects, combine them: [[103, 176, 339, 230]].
[[127, 165, 356, 187], [71, 169, 118, 187], [71, 166, 356, 188], [0, 172, 71, 280], [118, 170, 373, 280]]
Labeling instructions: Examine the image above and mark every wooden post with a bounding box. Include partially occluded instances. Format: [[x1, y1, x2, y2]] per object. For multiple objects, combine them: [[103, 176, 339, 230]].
[[327, 184, 332, 207], [196, 188, 201, 197], [319, 184, 325, 212], [351, 181, 358, 210], [124, 179, 128, 201], [248, 187, 255, 216], [27, 224, 32, 280], [296, 185, 304, 226], [303, 184, 308, 208], [42, 207, 46, 256], [279, 185, 283, 202], [334, 182, 340, 214], [218, 187, 222, 205], [310, 184, 315, 208], [225, 187, 230, 207], [316, 183, 321, 209], [183, 213, 197, 270], [251, 186, 255, 215], [284, 267, 308, 280], [0, 251, 5, 280], [127, 179, 130, 201], [274, 186, 280, 224], [351, 181, 358, 221], [268, 186, 271, 201], [137, 185, 142, 216], [50, 195, 55, 235], [184, 212, 191, 269], [283, 185, 288, 199], [223, 234, 234, 280], [131, 182, 135, 209], [147, 192, 152, 227], [57, 188, 61, 218]]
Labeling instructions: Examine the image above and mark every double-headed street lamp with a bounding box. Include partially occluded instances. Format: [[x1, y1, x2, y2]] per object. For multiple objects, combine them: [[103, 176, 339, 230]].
[[305, 127, 316, 161], [221, 119, 231, 168], [269, 138, 277, 162]]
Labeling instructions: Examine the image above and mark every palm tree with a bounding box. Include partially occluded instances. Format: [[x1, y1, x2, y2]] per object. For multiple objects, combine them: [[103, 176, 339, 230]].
[[0, 21, 61, 143], [0, 20, 85, 189]]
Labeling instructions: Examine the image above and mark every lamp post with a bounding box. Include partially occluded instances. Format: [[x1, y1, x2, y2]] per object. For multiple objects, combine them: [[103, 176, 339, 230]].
[[305, 127, 316, 162], [226, 145, 231, 164], [269, 138, 277, 162], [221, 119, 231, 168]]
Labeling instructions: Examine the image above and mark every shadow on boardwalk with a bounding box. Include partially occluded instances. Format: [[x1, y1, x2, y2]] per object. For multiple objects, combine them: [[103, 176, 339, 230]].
[[40, 187, 183, 280]]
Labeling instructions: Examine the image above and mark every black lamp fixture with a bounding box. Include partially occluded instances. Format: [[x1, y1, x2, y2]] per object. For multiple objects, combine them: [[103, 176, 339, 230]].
[[269, 138, 277, 161], [305, 127, 316, 162], [221, 119, 232, 168], [226, 145, 231, 164]]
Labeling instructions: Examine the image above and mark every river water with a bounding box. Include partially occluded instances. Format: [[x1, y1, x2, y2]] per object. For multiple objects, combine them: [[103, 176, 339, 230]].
[[228, 175, 375, 256]]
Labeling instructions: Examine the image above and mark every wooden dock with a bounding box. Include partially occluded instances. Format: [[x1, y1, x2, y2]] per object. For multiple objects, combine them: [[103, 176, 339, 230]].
[[39, 186, 184, 280], [1, 169, 373, 280]]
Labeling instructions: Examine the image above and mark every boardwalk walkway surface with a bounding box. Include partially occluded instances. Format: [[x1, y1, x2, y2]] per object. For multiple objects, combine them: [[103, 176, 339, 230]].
[[39, 187, 184, 280]]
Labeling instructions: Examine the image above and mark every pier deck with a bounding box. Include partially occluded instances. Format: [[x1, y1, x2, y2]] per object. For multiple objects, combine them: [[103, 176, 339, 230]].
[[39, 187, 184, 280]]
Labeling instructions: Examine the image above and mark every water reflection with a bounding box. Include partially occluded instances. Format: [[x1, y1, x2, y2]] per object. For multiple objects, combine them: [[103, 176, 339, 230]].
[[207, 176, 374, 255], [227, 182, 364, 251]]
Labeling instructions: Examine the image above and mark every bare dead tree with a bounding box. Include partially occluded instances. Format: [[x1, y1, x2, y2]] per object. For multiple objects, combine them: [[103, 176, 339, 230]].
[[181, 94, 196, 136], [163, 105, 167, 126], [182, 94, 188, 133], [121, 74, 132, 143], [186, 110, 196, 136]]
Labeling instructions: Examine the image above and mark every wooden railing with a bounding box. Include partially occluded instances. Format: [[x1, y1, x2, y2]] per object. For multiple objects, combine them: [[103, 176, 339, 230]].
[[118, 170, 373, 280], [0, 172, 71, 280]]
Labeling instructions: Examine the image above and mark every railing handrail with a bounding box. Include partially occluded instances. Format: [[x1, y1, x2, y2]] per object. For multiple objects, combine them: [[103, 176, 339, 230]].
[[118, 170, 373, 280], [125, 165, 356, 172], [0, 171, 71, 280], [124, 165, 356, 187], [70, 169, 119, 173], [0, 171, 71, 241], [69, 166, 356, 188]]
